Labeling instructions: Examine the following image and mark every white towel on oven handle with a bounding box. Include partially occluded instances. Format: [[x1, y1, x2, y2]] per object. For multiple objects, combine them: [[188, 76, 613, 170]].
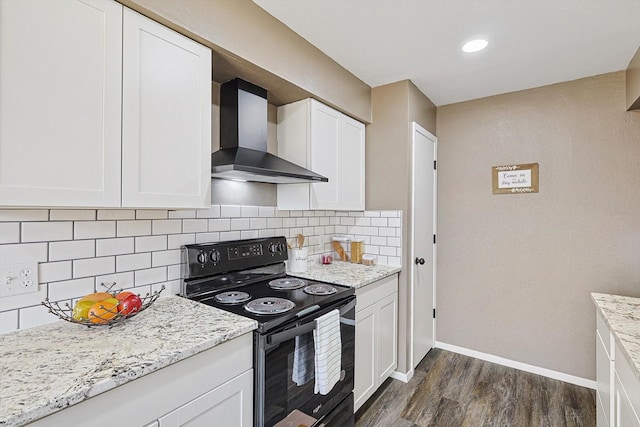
[[313, 309, 341, 395]]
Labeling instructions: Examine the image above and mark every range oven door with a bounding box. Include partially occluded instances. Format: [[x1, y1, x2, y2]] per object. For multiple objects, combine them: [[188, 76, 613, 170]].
[[255, 296, 356, 427]]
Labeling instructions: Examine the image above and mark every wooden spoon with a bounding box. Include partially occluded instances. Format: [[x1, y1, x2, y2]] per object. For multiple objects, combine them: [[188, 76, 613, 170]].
[[297, 234, 305, 249]]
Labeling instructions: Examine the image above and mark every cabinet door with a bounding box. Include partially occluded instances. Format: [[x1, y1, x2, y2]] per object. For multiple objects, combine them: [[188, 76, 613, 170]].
[[158, 369, 253, 427], [122, 9, 211, 208], [340, 115, 365, 211], [376, 293, 398, 383], [615, 374, 640, 427], [0, 0, 122, 207], [310, 100, 340, 210], [354, 304, 377, 411], [596, 330, 613, 427]]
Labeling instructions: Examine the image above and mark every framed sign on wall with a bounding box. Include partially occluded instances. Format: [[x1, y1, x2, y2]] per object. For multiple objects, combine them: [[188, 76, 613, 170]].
[[492, 163, 539, 194]]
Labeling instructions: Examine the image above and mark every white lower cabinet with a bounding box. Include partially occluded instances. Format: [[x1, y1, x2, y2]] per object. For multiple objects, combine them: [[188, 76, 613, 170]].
[[354, 274, 398, 411], [29, 334, 253, 427], [596, 310, 640, 427]]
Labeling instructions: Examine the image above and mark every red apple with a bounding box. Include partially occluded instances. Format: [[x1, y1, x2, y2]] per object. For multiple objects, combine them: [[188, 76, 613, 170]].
[[116, 292, 142, 315]]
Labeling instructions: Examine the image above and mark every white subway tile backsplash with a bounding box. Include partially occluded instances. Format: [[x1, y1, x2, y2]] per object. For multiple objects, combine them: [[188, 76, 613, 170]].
[[96, 271, 134, 289], [73, 256, 115, 278], [250, 218, 267, 229], [0, 209, 48, 222], [219, 231, 241, 241], [0, 222, 20, 244], [230, 218, 250, 230], [240, 230, 260, 239], [267, 218, 283, 229], [19, 304, 58, 330], [152, 249, 181, 267], [40, 261, 72, 283], [241, 206, 259, 217], [135, 235, 167, 253], [221, 206, 241, 218], [167, 234, 195, 250], [1, 206, 401, 331], [50, 240, 95, 261], [150, 219, 181, 235], [117, 253, 151, 272], [259, 207, 275, 217], [48, 277, 94, 301], [209, 219, 231, 232], [168, 210, 197, 219], [118, 220, 152, 237], [75, 221, 116, 239], [96, 237, 134, 257], [387, 256, 401, 266], [182, 219, 208, 233], [22, 222, 72, 242], [196, 206, 220, 218], [0, 310, 18, 334], [97, 209, 135, 220], [195, 232, 220, 243], [135, 267, 166, 286], [50, 210, 96, 221], [156, 280, 180, 295]]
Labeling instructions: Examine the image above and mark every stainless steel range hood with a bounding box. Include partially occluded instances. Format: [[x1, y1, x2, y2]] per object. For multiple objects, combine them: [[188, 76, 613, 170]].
[[211, 79, 328, 184]]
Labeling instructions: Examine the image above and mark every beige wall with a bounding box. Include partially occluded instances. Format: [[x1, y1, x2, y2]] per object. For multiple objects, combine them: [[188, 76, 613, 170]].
[[436, 71, 640, 381], [119, 0, 371, 122], [366, 80, 437, 374], [627, 47, 640, 110]]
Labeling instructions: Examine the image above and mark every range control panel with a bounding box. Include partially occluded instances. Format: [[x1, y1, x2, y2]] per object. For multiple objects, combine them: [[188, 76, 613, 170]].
[[182, 236, 289, 279]]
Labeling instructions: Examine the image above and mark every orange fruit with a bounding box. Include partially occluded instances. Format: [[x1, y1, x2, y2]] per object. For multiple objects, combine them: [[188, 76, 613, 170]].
[[88, 301, 119, 324], [79, 292, 114, 303]]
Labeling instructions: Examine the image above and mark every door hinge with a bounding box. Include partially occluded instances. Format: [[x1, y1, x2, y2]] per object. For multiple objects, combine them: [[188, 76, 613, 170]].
[[433, 160, 437, 170], [433, 234, 436, 244], [433, 308, 436, 318]]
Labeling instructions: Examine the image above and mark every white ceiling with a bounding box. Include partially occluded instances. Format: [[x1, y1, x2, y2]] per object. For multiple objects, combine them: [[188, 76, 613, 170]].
[[253, 0, 640, 106]]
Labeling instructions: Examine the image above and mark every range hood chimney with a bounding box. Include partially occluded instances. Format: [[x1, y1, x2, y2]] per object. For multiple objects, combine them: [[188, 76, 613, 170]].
[[211, 79, 328, 184]]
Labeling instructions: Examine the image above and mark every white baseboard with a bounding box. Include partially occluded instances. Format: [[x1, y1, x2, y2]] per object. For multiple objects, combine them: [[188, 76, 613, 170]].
[[390, 368, 414, 383], [435, 341, 596, 390]]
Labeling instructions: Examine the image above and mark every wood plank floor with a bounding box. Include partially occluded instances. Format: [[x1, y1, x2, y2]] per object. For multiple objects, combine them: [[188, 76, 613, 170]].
[[355, 348, 596, 427]]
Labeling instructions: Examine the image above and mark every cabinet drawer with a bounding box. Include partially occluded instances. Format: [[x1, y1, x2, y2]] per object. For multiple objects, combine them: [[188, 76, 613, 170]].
[[356, 275, 398, 311]]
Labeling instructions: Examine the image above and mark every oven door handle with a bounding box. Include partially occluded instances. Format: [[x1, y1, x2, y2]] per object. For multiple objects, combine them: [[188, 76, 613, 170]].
[[267, 298, 357, 346]]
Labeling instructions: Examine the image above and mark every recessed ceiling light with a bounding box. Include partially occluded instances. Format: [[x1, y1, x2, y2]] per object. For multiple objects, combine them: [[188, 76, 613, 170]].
[[462, 39, 488, 53]]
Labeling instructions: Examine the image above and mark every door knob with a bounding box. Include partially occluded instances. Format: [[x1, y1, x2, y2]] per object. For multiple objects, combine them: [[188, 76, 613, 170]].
[[415, 257, 425, 265]]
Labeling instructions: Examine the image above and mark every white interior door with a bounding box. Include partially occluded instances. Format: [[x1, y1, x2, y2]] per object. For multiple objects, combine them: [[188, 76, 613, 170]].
[[411, 122, 436, 369]]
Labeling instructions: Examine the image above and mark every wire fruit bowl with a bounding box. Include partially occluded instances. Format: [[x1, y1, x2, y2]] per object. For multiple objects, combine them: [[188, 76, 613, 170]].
[[42, 284, 164, 327]]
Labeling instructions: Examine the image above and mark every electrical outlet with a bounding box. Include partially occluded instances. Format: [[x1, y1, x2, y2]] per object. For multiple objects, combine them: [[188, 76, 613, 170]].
[[0, 262, 39, 297]]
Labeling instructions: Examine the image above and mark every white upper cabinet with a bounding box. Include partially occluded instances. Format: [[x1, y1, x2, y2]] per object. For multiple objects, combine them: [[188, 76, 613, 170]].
[[0, 0, 123, 207], [122, 8, 211, 208], [0, 0, 211, 209], [277, 99, 365, 211]]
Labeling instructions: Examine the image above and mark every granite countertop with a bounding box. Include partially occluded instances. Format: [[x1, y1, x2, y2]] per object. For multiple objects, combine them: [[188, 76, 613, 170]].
[[592, 293, 640, 380], [0, 295, 257, 427], [289, 261, 401, 289]]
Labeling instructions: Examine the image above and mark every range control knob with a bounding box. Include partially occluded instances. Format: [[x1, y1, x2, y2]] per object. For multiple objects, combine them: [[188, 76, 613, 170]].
[[268, 243, 278, 253], [278, 242, 286, 252], [209, 249, 220, 263], [196, 251, 207, 264]]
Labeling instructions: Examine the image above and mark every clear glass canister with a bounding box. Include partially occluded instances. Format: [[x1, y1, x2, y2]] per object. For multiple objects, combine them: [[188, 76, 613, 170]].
[[331, 236, 350, 261], [351, 239, 363, 263]]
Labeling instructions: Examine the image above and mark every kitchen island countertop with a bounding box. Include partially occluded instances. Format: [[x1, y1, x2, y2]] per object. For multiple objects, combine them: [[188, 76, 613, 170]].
[[592, 292, 640, 380], [0, 295, 257, 427], [289, 261, 401, 289]]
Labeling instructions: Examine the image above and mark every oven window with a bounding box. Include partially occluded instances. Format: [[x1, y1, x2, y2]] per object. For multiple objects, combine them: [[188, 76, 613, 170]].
[[261, 305, 355, 427]]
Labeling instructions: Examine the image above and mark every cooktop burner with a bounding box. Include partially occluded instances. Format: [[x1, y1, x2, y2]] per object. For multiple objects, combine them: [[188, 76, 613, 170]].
[[303, 283, 338, 295], [268, 278, 306, 290], [244, 297, 295, 315], [214, 291, 251, 304]]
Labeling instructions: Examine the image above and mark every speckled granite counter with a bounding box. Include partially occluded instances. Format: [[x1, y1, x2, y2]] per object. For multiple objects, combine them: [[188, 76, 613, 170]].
[[0, 295, 257, 427], [592, 293, 640, 380], [289, 261, 401, 289]]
